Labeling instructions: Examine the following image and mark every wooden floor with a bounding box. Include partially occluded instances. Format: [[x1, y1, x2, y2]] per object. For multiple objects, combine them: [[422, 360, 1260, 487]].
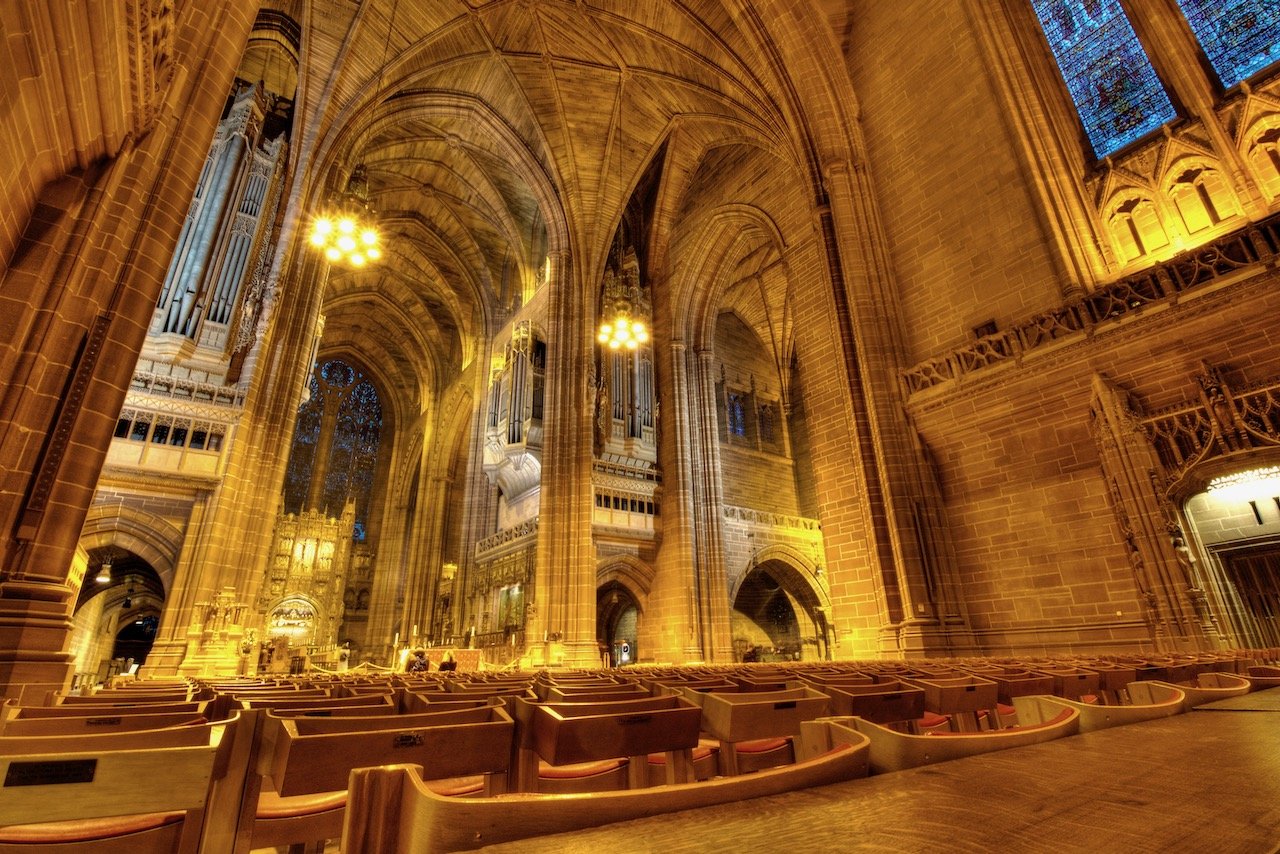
[[479, 689, 1280, 854]]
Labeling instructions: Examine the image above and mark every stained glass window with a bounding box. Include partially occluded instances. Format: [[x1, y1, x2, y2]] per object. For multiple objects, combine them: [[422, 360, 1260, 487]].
[[727, 393, 747, 438], [1030, 0, 1178, 157], [326, 379, 382, 541], [758, 404, 776, 445], [1177, 0, 1280, 89], [282, 361, 383, 541], [282, 374, 321, 514]]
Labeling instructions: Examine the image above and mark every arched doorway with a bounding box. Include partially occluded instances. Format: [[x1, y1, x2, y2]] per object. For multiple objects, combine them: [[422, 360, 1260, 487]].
[[731, 559, 829, 662], [1181, 462, 1280, 647], [71, 549, 166, 683], [597, 582, 640, 667]]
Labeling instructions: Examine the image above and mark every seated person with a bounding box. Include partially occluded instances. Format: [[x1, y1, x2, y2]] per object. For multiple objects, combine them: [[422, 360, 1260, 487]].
[[437, 652, 458, 672], [406, 648, 430, 673]]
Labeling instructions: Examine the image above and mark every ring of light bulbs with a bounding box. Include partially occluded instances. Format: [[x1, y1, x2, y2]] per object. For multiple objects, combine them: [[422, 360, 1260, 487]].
[[308, 213, 381, 268], [597, 313, 650, 350]]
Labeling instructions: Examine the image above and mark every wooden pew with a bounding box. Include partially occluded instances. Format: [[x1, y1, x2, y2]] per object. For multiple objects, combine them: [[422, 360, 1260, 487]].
[[509, 695, 700, 793], [697, 686, 831, 775], [1245, 664, 1280, 689], [907, 675, 999, 732], [2, 700, 210, 720], [531, 695, 701, 790], [540, 684, 650, 703], [0, 715, 245, 854], [0, 708, 210, 737], [1142, 672, 1252, 709], [231, 704, 514, 854], [820, 680, 926, 728], [53, 690, 198, 705], [1077, 662, 1138, 704], [848, 697, 1081, 773], [1010, 682, 1185, 732], [340, 718, 871, 853], [239, 693, 396, 714]]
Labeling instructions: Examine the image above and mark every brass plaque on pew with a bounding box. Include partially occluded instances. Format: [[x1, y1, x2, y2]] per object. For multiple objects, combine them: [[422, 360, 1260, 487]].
[[4, 759, 97, 787], [85, 717, 123, 725]]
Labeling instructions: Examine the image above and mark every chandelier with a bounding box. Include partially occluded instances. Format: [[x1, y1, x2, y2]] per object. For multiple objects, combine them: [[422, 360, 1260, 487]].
[[308, 164, 382, 268], [597, 248, 651, 350], [94, 560, 112, 585]]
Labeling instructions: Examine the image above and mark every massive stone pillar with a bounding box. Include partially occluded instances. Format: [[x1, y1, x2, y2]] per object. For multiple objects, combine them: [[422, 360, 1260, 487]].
[[1089, 375, 1209, 651], [530, 250, 597, 665], [690, 349, 734, 662], [0, 2, 259, 699], [817, 160, 976, 656], [643, 340, 699, 662]]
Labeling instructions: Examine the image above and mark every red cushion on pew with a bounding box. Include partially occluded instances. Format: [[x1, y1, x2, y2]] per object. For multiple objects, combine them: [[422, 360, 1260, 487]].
[[424, 775, 486, 797], [0, 811, 185, 843], [538, 758, 626, 780], [1080, 694, 1099, 705], [256, 788, 347, 819], [918, 712, 950, 728], [733, 737, 789, 754]]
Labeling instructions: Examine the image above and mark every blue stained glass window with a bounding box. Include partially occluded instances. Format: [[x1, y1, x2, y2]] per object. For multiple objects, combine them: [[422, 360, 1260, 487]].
[[326, 378, 382, 540], [727, 394, 746, 438], [282, 374, 322, 514], [1030, 0, 1179, 157], [1177, 0, 1280, 89], [283, 361, 383, 541]]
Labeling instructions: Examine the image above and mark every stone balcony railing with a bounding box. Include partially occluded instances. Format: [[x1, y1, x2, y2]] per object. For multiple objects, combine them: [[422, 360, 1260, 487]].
[[131, 370, 247, 408], [723, 504, 822, 532], [901, 213, 1280, 397], [475, 517, 539, 559]]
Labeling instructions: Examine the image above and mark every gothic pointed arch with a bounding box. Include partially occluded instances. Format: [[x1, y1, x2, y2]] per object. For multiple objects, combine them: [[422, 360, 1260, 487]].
[[78, 507, 185, 592]]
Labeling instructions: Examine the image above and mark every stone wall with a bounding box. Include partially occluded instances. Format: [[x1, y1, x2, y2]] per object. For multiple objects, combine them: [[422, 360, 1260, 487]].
[[907, 270, 1280, 653]]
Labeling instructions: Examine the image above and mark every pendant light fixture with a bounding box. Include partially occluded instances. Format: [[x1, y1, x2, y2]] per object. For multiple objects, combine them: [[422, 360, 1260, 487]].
[[308, 0, 401, 269], [597, 75, 651, 351]]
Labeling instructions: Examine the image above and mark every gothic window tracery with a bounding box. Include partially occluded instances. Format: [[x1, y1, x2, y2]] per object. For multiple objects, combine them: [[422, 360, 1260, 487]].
[[1167, 163, 1240, 234], [1106, 194, 1170, 262], [727, 393, 748, 439], [283, 374, 322, 512], [1246, 125, 1280, 200], [282, 359, 383, 541], [1029, 0, 1178, 158]]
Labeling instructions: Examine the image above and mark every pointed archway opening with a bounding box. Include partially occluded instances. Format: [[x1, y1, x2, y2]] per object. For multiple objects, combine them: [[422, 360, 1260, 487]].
[[113, 614, 161, 664], [72, 549, 166, 682], [1181, 462, 1280, 648], [731, 559, 829, 662], [597, 582, 640, 667]]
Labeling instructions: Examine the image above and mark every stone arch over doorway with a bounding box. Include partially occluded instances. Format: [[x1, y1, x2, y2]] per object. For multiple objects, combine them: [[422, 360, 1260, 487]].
[[597, 556, 652, 666], [78, 506, 183, 594], [729, 544, 831, 662], [70, 548, 167, 685]]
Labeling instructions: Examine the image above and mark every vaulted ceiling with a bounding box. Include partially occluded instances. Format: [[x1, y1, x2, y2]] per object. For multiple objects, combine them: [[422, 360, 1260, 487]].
[[266, 0, 846, 422]]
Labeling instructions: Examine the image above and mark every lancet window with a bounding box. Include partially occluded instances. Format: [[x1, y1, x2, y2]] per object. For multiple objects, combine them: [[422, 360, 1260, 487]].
[[1175, 0, 1280, 89], [282, 359, 383, 541], [1029, 0, 1178, 158]]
